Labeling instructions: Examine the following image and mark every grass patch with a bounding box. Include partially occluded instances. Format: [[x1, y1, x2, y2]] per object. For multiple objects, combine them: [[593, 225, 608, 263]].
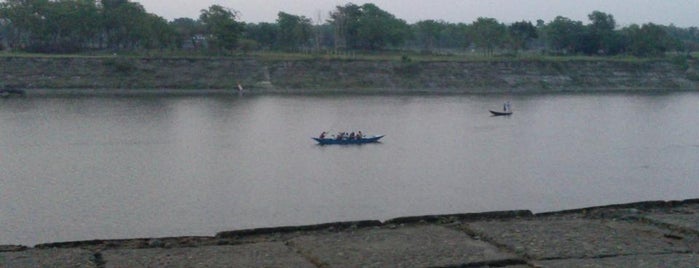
[[103, 57, 137, 74], [0, 49, 678, 65]]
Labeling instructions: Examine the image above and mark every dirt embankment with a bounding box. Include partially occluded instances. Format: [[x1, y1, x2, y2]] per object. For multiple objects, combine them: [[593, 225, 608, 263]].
[[1, 56, 698, 93]]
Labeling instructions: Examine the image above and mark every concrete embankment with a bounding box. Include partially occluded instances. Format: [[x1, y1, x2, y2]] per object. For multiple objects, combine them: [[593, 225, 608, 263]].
[[2, 199, 699, 267], [1, 56, 698, 94]]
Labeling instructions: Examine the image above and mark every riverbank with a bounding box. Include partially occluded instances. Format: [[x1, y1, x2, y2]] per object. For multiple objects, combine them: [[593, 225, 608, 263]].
[[2, 198, 699, 267], [2, 55, 698, 94]]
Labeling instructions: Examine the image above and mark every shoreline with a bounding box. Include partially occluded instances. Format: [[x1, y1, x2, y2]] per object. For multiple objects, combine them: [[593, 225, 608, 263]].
[[8, 86, 699, 97], [3, 197, 697, 250]]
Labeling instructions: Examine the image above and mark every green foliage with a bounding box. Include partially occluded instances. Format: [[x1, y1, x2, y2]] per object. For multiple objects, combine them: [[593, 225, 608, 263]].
[[470, 17, 507, 56], [395, 58, 421, 76], [508, 21, 538, 54], [545, 16, 586, 53], [356, 3, 409, 50], [588, 11, 616, 33], [585, 11, 619, 54], [244, 22, 279, 50], [237, 39, 259, 54], [328, 3, 408, 50], [276, 12, 313, 51], [0, 2, 695, 60], [670, 55, 689, 70], [329, 3, 362, 50], [0, 0, 176, 53], [412, 20, 444, 52], [199, 5, 243, 51], [170, 18, 205, 49], [103, 57, 136, 74], [621, 23, 673, 57]]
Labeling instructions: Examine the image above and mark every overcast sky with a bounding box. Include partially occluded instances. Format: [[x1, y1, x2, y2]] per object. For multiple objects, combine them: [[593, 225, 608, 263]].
[[136, 0, 699, 27]]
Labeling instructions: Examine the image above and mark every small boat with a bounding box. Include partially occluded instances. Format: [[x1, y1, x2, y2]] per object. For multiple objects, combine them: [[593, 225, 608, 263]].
[[490, 110, 513, 116], [312, 135, 384, 145], [0, 89, 26, 98]]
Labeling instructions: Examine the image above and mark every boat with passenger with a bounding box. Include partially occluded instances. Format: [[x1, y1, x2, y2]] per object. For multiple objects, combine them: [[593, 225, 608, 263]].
[[490, 101, 513, 116], [489, 110, 513, 116], [312, 131, 384, 145]]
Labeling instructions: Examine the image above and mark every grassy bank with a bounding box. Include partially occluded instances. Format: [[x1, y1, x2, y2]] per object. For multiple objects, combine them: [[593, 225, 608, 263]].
[[1, 52, 697, 93]]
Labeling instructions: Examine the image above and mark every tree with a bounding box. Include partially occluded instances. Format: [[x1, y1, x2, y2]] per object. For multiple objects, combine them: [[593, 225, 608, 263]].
[[328, 3, 361, 50], [1, 0, 102, 52], [545, 16, 585, 54], [244, 22, 278, 50], [442, 23, 471, 49], [622, 23, 675, 57], [70, 0, 101, 49], [470, 17, 506, 56], [276, 12, 312, 51], [413, 20, 445, 52], [101, 0, 150, 49], [314, 23, 335, 50], [199, 5, 243, 51], [140, 13, 176, 50], [0, 0, 176, 52], [171, 17, 205, 49], [1, 0, 51, 50], [663, 24, 693, 53], [355, 3, 408, 50], [328, 3, 407, 51], [507, 20, 538, 54], [586, 11, 618, 54]]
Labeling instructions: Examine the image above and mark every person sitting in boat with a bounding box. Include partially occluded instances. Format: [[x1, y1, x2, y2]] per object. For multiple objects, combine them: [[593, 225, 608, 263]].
[[319, 131, 326, 139], [357, 131, 363, 139], [349, 132, 355, 140]]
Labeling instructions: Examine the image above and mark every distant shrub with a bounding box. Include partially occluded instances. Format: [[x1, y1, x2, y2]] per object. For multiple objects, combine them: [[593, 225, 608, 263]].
[[670, 55, 689, 70], [103, 57, 136, 74]]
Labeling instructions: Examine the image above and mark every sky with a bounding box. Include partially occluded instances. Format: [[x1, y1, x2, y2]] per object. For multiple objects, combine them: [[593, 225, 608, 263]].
[[136, 0, 699, 28]]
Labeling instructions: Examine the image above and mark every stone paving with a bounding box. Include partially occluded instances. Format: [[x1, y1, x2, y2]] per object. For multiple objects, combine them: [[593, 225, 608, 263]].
[[465, 217, 694, 259], [2, 199, 698, 267], [287, 225, 520, 267], [102, 243, 314, 268]]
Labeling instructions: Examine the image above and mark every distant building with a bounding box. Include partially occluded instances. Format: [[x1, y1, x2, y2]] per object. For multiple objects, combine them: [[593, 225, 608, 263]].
[[182, 34, 208, 50]]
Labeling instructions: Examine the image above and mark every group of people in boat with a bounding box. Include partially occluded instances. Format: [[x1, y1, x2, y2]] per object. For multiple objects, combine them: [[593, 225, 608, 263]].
[[319, 131, 364, 140]]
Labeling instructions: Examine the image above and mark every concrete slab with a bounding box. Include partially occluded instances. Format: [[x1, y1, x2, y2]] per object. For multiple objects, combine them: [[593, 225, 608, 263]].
[[288, 225, 522, 268], [102, 242, 314, 268], [643, 204, 699, 233], [0, 248, 96, 268], [466, 217, 692, 260], [533, 253, 699, 268]]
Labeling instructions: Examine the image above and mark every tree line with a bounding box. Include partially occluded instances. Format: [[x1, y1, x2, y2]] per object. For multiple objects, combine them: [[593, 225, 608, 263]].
[[1, 0, 698, 57]]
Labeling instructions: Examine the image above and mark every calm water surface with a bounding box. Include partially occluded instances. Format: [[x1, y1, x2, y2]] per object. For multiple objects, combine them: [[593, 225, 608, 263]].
[[2, 92, 699, 245]]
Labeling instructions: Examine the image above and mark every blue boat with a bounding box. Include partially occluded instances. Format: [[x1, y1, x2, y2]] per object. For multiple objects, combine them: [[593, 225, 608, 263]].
[[312, 135, 384, 145]]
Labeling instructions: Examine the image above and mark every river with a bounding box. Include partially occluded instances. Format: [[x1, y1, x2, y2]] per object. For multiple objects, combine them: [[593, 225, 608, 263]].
[[2, 92, 699, 246]]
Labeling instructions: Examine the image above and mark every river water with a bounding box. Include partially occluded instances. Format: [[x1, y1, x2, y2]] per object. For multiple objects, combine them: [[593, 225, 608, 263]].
[[2, 92, 699, 246]]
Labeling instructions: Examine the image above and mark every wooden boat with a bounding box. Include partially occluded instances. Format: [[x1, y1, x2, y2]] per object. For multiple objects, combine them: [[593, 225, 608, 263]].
[[312, 135, 384, 145], [0, 89, 26, 98], [490, 110, 513, 116]]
